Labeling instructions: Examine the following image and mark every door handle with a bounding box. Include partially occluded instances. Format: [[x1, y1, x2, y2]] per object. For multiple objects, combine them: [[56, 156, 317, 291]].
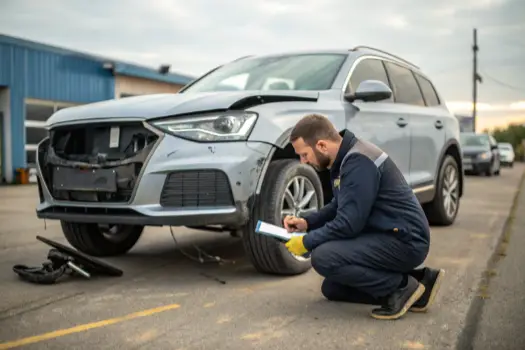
[[396, 118, 408, 127], [435, 120, 443, 129]]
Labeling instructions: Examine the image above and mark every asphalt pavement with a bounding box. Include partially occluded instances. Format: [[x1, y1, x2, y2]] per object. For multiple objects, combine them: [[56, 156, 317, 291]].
[[470, 165, 525, 350], [0, 164, 524, 350]]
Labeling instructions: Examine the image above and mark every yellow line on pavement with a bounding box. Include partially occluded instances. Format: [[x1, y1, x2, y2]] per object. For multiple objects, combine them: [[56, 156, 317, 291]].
[[0, 303, 181, 349]]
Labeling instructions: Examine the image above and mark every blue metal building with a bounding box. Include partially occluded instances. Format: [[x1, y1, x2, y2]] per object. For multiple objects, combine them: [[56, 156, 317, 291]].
[[0, 34, 195, 183]]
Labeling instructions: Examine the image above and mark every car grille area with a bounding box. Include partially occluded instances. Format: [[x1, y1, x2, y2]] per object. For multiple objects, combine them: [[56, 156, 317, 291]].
[[38, 122, 158, 203], [160, 170, 234, 208]]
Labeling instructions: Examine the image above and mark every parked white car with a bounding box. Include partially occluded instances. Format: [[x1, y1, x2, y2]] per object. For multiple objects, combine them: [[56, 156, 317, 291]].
[[498, 142, 515, 167]]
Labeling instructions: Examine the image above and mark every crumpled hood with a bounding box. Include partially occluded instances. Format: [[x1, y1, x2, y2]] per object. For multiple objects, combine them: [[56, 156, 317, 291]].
[[46, 90, 319, 127]]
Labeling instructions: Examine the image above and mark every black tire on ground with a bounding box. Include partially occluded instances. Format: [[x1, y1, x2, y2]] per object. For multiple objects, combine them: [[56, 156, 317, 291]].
[[423, 155, 460, 226], [60, 222, 144, 257], [242, 159, 324, 275]]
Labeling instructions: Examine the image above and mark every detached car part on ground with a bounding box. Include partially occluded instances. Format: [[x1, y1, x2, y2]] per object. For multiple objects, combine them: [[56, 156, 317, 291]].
[[35, 46, 464, 276]]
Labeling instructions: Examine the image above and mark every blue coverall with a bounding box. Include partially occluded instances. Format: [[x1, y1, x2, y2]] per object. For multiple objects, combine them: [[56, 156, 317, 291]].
[[302, 129, 431, 302]]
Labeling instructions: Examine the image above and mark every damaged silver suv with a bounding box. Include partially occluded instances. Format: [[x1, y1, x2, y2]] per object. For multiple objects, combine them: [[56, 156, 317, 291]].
[[36, 46, 464, 275]]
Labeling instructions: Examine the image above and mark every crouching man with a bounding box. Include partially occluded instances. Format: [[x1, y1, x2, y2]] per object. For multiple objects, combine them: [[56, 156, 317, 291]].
[[283, 114, 445, 320]]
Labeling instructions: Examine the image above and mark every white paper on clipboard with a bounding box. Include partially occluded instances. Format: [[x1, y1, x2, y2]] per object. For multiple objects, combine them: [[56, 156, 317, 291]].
[[255, 220, 306, 241]]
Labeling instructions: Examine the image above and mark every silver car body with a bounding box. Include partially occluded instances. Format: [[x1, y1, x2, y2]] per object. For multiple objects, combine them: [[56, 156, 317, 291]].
[[498, 142, 515, 165], [36, 47, 464, 229]]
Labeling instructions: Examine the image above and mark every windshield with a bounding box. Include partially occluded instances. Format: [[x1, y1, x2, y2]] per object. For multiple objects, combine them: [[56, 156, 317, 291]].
[[181, 53, 348, 93], [460, 134, 490, 147], [498, 143, 512, 150]]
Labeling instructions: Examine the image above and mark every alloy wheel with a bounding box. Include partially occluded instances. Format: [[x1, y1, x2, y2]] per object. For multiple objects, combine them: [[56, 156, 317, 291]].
[[441, 164, 459, 219], [98, 224, 128, 243], [280, 175, 320, 261]]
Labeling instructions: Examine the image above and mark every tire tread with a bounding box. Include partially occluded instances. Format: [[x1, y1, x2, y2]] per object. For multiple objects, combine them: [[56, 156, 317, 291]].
[[243, 159, 323, 275]]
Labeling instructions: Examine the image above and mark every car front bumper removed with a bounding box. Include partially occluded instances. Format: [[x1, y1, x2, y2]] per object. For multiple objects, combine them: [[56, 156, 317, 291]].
[[36, 131, 274, 227]]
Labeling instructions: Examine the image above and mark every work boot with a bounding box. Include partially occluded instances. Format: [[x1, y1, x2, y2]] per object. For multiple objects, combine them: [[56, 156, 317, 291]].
[[370, 275, 425, 320], [409, 267, 445, 312]]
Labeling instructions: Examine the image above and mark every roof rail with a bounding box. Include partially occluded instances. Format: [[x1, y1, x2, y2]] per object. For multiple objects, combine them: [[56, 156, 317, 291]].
[[233, 55, 253, 62], [349, 45, 419, 69]]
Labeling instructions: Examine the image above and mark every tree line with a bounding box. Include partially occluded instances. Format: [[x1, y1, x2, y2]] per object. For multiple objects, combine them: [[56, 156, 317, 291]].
[[484, 124, 525, 162]]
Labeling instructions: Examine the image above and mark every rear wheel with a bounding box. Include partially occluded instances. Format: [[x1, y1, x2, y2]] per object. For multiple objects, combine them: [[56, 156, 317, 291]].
[[61, 222, 144, 256], [423, 155, 460, 226], [242, 159, 323, 275]]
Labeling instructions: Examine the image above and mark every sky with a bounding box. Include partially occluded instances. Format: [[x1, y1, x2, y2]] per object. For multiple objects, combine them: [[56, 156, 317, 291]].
[[1, 0, 524, 130]]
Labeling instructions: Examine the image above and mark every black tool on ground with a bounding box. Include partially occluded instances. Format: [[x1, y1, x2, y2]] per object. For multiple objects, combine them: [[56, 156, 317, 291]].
[[12, 235, 123, 284]]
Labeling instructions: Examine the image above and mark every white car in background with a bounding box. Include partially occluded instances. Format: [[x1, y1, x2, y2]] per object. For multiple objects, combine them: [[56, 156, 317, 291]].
[[498, 142, 515, 167]]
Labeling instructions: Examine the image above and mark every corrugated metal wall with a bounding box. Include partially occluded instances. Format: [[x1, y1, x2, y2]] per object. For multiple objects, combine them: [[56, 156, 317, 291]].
[[0, 41, 115, 179]]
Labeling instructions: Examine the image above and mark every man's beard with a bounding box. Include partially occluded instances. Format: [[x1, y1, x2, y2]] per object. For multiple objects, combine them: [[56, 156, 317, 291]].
[[311, 148, 331, 171]]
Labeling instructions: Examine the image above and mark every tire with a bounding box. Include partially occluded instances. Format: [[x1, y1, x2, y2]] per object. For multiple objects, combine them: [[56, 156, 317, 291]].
[[485, 164, 493, 176], [61, 222, 144, 257], [242, 159, 324, 275], [423, 155, 460, 226]]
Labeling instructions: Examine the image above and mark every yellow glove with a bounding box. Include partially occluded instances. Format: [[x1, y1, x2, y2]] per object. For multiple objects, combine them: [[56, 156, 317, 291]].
[[285, 235, 308, 256]]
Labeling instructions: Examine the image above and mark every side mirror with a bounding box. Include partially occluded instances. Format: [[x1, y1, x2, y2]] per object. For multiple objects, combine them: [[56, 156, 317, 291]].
[[344, 80, 393, 103]]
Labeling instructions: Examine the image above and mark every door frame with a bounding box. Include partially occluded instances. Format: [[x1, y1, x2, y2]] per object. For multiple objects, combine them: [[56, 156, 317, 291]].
[[0, 87, 12, 183]]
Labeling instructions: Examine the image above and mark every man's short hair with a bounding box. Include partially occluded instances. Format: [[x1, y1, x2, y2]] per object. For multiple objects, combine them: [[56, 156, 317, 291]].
[[290, 114, 341, 146]]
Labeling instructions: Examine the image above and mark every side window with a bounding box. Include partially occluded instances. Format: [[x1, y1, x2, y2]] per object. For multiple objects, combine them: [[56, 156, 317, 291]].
[[414, 74, 441, 106], [347, 58, 393, 101], [384, 62, 425, 106]]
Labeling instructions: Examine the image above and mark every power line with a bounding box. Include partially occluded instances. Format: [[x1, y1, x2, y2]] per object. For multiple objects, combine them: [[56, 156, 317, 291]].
[[479, 70, 525, 92]]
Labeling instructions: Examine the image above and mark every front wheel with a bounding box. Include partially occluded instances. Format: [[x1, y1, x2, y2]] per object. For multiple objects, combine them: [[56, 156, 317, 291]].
[[423, 155, 460, 226], [61, 222, 144, 256], [242, 159, 324, 275]]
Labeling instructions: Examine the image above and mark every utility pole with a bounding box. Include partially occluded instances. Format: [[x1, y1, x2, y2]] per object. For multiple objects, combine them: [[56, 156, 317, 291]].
[[472, 28, 482, 132]]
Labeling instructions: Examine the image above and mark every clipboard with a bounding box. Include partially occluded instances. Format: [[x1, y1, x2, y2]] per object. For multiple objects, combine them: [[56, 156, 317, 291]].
[[255, 220, 306, 242]]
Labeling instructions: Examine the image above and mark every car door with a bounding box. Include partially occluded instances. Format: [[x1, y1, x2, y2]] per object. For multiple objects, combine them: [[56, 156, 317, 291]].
[[383, 61, 446, 188], [343, 57, 411, 182]]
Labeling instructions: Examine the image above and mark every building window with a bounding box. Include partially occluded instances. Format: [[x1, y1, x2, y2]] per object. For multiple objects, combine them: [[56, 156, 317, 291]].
[[120, 93, 139, 98], [24, 99, 80, 167], [26, 104, 55, 123]]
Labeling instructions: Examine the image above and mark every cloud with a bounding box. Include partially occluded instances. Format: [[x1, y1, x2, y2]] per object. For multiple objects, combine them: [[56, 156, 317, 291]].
[[384, 15, 409, 29], [0, 0, 523, 109], [510, 101, 525, 110]]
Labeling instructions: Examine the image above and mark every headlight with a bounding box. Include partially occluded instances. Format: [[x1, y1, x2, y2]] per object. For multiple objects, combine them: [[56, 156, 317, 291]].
[[478, 151, 491, 160], [152, 112, 258, 142]]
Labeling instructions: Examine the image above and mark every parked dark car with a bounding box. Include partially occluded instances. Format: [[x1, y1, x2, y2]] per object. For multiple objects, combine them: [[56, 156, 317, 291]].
[[460, 132, 501, 176]]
